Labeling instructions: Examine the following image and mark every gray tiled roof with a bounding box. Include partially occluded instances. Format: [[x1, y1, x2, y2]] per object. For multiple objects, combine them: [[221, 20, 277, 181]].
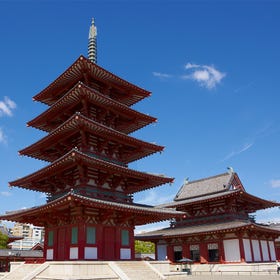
[[136, 220, 280, 239], [174, 172, 234, 201], [0, 249, 43, 258]]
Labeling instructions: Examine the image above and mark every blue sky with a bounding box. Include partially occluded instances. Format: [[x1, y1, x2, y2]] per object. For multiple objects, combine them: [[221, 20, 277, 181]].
[[0, 1, 280, 231]]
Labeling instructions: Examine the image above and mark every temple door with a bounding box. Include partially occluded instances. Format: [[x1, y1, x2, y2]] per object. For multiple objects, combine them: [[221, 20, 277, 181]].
[[57, 228, 66, 260], [103, 227, 116, 260]]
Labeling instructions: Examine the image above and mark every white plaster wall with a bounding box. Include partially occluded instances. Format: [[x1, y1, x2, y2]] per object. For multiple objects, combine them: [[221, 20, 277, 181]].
[[243, 239, 252, 262], [70, 247, 78, 259], [269, 241, 276, 261], [84, 247, 98, 259], [46, 249, 54, 260], [223, 239, 240, 262], [157, 244, 167, 261], [120, 248, 131, 259], [261, 240, 269, 261], [252, 240, 261, 261]]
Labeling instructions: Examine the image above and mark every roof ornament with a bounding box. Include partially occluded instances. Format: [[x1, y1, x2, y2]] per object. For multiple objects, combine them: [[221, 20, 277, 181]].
[[88, 18, 97, 63], [184, 177, 189, 184], [227, 167, 234, 174]]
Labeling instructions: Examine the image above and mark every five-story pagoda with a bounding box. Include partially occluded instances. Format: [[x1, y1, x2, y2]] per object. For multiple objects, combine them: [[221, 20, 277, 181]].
[[0, 20, 183, 261]]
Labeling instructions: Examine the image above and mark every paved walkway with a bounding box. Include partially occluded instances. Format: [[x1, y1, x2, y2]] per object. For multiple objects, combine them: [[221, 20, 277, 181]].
[[187, 276, 280, 280]]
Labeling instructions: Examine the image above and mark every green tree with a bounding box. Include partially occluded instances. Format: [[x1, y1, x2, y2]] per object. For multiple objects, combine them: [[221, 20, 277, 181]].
[[135, 240, 155, 254], [0, 231, 8, 249]]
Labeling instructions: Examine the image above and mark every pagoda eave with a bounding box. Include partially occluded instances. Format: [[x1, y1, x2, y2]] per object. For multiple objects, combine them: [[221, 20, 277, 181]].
[[33, 56, 151, 106], [28, 82, 156, 134], [20, 113, 164, 164], [0, 192, 184, 227], [9, 149, 174, 194]]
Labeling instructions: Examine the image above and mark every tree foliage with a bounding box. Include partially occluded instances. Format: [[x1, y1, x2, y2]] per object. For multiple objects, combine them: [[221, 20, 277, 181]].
[[135, 240, 155, 254], [0, 231, 8, 249]]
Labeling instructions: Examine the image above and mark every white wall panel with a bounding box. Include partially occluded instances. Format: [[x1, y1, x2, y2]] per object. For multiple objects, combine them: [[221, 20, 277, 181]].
[[252, 240, 261, 261], [70, 247, 78, 259], [157, 244, 167, 261], [223, 239, 240, 262], [261, 240, 269, 261], [243, 239, 252, 262], [269, 241, 276, 261], [84, 247, 97, 259], [120, 248, 131, 259], [46, 249, 53, 260]]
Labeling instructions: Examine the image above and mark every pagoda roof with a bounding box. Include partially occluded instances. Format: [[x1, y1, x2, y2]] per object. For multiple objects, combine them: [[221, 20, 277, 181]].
[[0, 192, 184, 227], [20, 113, 164, 164], [28, 82, 156, 134], [136, 220, 280, 240], [10, 149, 173, 194], [33, 56, 151, 106], [160, 171, 280, 212]]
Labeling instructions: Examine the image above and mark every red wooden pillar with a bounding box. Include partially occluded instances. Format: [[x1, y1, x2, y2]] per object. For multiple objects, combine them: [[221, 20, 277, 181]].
[[258, 239, 264, 262], [249, 237, 255, 262], [167, 243, 174, 262], [130, 228, 135, 260], [115, 226, 121, 260], [53, 227, 58, 260], [237, 233, 245, 262], [182, 242, 190, 259], [154, 241, 158, 260], [218, 235, 225, 263], [267, 239, 272, 261], [200, 242, 208, 264], [78, 222, 86, 260], [96, 224, 103, 260]]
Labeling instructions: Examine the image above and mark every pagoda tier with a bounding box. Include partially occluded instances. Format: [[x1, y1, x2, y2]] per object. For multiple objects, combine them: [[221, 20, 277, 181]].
[[10, 149, 173, 198], [28, 82, 156, 134], [0, 192, 183, 261], [20, 113, 163, 164], [33, 56, 150, 106], [1, 192, 184, 227]]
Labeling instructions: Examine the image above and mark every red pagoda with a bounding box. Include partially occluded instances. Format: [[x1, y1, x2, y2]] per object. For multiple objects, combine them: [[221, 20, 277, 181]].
[[137, 169, 280, 263], [0, 54, 183, 261]]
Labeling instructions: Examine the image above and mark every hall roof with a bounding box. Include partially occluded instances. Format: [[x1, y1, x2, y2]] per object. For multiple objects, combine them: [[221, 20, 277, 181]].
[[136, 220, 280, 240], [33, 56, 150, 106], [0, 192, 184, 227], [160, 171, 280, 211], [174, 171, 242, 201]]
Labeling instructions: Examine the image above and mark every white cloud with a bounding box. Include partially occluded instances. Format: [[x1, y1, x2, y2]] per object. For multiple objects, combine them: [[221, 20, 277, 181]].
[[0, 191, 12, 197], [222, 142, 253, 161], [270, 179, 280, 188], [182, 63, 226, 89], [136, 189, 174, 205], [152, 72, 172, 79], [0, 96, 17, 117], [0, 128, 7, 144]]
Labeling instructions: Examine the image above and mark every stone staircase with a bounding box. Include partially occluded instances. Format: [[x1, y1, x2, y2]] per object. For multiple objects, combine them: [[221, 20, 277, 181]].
[[1, 262, 43, 280], [114, 261, 165, 280]]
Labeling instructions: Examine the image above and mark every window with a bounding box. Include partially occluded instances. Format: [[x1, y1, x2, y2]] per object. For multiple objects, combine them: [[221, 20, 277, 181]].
[[121, 230, 129, 246], [208, 243, 219, 262], [48, 231, 54, 247], [86, 227, 96, 244], [190, 244, 200, 262], [71, 227, 78, 245]]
